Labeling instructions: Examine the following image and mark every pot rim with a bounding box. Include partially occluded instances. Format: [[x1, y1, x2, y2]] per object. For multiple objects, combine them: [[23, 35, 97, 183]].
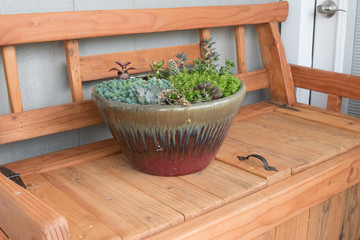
[[91, 80, 246, 111]]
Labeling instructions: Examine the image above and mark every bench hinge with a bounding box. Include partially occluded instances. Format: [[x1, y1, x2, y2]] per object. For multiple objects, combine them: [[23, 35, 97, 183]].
[[0, 166, 26, 189], [269, 101, 300, 111]]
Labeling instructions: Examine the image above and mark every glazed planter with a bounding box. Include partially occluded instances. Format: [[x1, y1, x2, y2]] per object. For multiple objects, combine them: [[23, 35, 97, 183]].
[[92, 83, 246, 176]]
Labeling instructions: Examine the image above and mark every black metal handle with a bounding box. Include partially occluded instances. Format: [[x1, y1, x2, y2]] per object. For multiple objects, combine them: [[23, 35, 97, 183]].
[[0, 166, 26, 189], [237, 154, 278, 172]]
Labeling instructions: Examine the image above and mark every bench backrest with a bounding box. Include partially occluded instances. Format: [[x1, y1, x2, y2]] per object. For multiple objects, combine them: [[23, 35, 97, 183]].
[[0, 2, 294, 145]]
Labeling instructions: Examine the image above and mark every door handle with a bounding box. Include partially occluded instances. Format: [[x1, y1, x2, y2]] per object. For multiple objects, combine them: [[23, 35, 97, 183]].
[[317, 0, 346, 18]]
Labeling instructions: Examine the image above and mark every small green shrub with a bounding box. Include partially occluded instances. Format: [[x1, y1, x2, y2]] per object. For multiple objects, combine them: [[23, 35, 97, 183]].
[[169, 70, 241, 103], [166, 38, 241, 103]]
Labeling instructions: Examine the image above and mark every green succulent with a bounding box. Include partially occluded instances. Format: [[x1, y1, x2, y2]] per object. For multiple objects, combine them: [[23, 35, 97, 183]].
[[149, 60, 167, 79], [95, 78, 173, 104], [168, 59, 180, 76]]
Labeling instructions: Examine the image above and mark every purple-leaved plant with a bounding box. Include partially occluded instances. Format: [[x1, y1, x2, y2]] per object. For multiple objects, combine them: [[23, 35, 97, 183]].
[[109, 61, 136, 80]]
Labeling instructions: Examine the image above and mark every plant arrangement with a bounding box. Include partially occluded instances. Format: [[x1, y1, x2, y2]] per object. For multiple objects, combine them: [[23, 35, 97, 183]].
[[95, 38, 242, 106], [92, 38, 246, 176]]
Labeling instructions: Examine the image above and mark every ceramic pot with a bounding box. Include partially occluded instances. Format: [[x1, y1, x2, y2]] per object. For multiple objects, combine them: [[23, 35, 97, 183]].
[[92, 82, 246, 176]]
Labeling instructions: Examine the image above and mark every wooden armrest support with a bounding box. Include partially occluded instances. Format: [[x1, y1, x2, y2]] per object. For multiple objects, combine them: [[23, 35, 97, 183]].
[[0, 174, 69, 239], [290, 64, 360, 101]]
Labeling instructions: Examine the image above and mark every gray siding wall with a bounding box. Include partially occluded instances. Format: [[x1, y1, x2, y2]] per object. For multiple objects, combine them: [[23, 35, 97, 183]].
[[0, 0, 277, 164]]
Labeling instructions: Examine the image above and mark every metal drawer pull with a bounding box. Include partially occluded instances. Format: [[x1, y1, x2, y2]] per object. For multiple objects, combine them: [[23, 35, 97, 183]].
[[237, 154, 278, 172]]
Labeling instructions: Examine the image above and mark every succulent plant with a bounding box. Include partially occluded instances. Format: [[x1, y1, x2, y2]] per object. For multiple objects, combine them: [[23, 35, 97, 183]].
[[149, 60, 167, 79], [219, 59, 236, 75], [109, 61, 136, 80], [194, 82, 223, 101], [194, 37, 220, 72], [135, 85, 163, 105], [168, 59, 180, 76], [95, 78, 172, 104], [175, 52, 189, 70], [159, 89, 189, 106]]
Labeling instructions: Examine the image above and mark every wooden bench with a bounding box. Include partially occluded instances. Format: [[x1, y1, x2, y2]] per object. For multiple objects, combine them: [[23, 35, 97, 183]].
[[1, 2, 360, 239]]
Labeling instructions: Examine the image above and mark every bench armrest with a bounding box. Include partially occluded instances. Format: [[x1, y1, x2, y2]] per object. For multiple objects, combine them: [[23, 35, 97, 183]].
[[290, 64, 360, 101], [0, 174, 69, 239]]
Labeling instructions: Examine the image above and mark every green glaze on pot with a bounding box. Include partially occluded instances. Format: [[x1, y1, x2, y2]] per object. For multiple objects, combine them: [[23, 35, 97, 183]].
[[92, 82, 246, 176]]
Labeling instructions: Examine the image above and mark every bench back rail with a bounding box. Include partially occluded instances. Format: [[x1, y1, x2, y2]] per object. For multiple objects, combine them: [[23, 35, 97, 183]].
[[0, 2, 293, 145]]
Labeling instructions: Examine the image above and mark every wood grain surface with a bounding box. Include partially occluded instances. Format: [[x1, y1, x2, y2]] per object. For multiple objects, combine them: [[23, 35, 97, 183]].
[[1, 45, 23, 113], [326, 94, 342, 112], [235, 69, 269, 92], [0, 100, 103, 145], [64, 40, 83, 102], [0, 174, 69, 240], [149, 146, 360, 240], [234, 25, 247, 73], [80, 44, 200, 82], [291, 64, 360, 101], [0, 2, 288, 45], [256, 23, 296, 105], [9, 106, 360, 239], [22, 156, 266, 239]]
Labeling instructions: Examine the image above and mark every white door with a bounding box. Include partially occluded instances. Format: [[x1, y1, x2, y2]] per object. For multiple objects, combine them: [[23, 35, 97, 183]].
[[281, 0, 356, 113]]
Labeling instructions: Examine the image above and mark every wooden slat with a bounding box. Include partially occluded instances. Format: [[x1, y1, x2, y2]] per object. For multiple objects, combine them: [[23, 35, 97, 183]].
[[216, 139, 292, 185], [1, 45, 23, 113], [148, 146, 360, 240], [238, 112, 360, 174], [234, 25, 246, 73], [275, 104, 360, 134], [245, 111, 360, 154], [21, 152, 266, 239], [224, 117, 345, 175], [4, 138, 120, 176], [180, 160, 266, 204], [275, 210, 310, 240], [235, 69, 269, 92], [0, 174, 69, 240], [307, 191, 345, 240], [0, 2, 289, 45], [218, 115, 309, 185], [41, 164, 183, 239], [339, 183, 360, 240], [326, 94, 342, 112], [295, 103, 360, 121], [84, 154, 225, 221], [199, 28, 210, 42], [233, 101, 276, 122], [256, 23, 296, 105], [0, 100, 103, 145], [80, 44, 200, 82], [64, 40, 83, 102], [22, 174, 121, 240], [291, 64, 360, 101]]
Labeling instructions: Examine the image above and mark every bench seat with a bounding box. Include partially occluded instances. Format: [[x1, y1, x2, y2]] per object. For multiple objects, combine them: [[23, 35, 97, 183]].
[[2, 102, 359, 239]]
